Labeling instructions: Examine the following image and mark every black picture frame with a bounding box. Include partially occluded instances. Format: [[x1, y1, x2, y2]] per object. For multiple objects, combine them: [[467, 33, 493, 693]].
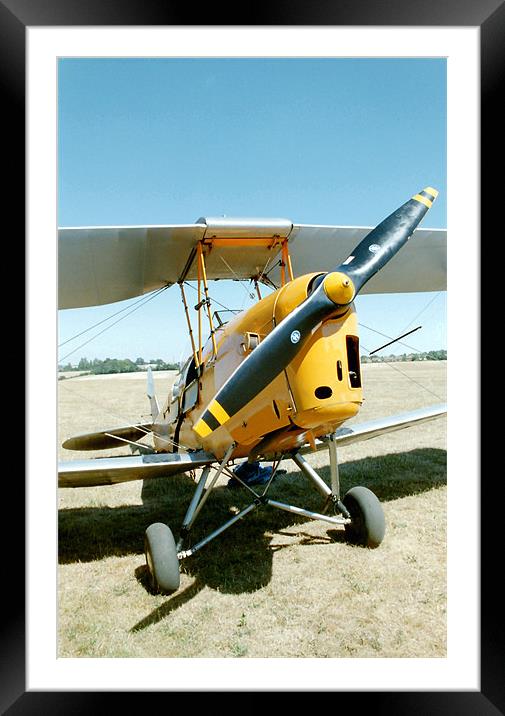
[[6, 1, 494, 712]]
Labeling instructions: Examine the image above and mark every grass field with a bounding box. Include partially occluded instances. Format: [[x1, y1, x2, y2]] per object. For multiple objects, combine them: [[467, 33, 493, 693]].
[[58, 361, 446, 658]]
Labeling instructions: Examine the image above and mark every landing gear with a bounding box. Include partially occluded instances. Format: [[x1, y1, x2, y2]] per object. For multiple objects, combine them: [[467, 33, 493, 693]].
[[144, 444, 235, 595], [144, 522, 180, 593], [143, 436, 386, 595], [294, 434, 385, 549], [343, 486, 385, 548]]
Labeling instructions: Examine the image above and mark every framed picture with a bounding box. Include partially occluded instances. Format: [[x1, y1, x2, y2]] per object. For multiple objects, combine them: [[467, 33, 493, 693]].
[[7, 0, 494, 710]]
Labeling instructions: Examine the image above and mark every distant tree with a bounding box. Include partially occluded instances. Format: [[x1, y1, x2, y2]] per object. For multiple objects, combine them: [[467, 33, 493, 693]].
[[88, 358, 140, 375], [58, 362, 74, 371], [71, 357, 186, 374], [357, 349, 446, 364], [157, 361, 179, 370]]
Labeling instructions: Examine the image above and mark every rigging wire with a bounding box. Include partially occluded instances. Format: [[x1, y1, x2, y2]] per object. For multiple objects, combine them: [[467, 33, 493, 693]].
[[360, 341, 445, 402], [58, 285, 170, 363], [183, 261, 273, 318], [359, 322, 423, 355], [59, 264, 445, 457], [59, 281, 188, 451], [183, 281, 232, 312], [367, 326, 422, 356], [399, 291, 444, 334], [58, 284, 169, 348], [59, 379, 190, 452], [255, 251, 276, 288], [260, 259, 281, 289], [358, 290, 446, 400], [219, 255, 256, 301]]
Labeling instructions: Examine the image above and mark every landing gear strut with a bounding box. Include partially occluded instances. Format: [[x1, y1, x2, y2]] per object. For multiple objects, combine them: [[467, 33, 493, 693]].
[[144, 435, 385, 594], [293, 434, 385, 548], [144, 443, 235, 594]]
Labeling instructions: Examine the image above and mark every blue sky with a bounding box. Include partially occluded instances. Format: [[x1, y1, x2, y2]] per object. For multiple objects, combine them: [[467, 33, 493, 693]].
[[58, 58, 446, 364]]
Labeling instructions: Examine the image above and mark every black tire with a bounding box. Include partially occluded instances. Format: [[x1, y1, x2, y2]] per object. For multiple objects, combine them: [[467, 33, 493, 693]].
[[343, 486, 385, 548], [144, 522, 181, 593]]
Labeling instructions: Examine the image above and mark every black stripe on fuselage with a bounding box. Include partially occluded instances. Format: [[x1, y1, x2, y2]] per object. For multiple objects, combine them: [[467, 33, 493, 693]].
[[201, 409, 220, 432]]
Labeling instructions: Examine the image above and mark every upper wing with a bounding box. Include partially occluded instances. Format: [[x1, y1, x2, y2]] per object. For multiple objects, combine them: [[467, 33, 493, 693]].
[[58, 218, 291, 309], [58, 224, 206, 309], [271, 225, 446, 294], [59, 219, 446, 310]]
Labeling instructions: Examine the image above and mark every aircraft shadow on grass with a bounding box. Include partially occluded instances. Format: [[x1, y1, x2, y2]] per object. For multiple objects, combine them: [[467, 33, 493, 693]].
[[59, 446, 446, 627]]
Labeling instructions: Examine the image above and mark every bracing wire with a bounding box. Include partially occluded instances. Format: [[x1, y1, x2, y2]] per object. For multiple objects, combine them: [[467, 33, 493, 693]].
[[183, 281, 232, 312], [58, 284, 169, 348], [399, 291, 444, 334], [358, 288, 446, 400], [219, 255, 256, 301], [359, 322, 423, 355], [59, 379, 190, 452], [256, 252, 275, 286], [360, 341, 445, 402], [58, 285, 170, 363]]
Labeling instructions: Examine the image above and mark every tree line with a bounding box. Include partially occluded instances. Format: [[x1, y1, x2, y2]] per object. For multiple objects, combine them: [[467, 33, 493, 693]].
[[58, 357, 179, 375], [361, 350, 447, 363], [59, 351, 446, 376]]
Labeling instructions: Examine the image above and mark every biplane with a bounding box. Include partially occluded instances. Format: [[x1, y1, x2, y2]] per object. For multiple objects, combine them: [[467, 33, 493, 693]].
[[58, 187, 447, 594]]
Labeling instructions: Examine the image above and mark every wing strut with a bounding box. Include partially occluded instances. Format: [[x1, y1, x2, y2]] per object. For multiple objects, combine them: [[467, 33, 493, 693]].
[[179, 282, 200, 372]]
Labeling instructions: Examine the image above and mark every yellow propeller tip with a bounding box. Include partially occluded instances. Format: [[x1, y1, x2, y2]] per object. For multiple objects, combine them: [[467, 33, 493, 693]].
[[423, 187, 439, 199], [412, 187, 439, 208]]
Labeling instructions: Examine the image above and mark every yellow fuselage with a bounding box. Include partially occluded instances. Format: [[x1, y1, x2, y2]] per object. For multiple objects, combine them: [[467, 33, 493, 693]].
[[154, 273, 363, 459]]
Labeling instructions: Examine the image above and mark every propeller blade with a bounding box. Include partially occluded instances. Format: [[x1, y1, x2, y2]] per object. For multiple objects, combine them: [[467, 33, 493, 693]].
[[336, 187, 439, 293], [193, 187, 438, 438]]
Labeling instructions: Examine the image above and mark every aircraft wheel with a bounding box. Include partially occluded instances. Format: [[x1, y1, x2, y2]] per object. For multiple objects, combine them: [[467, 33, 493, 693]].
[[144, 522, 181, 593], [343, 486, 385, 548]]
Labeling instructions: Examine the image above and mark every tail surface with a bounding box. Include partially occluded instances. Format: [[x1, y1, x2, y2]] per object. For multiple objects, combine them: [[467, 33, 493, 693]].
[[147, 367, 160, 421]]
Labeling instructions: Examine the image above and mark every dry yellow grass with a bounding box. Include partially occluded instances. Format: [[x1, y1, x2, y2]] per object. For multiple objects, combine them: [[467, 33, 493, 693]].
[[58, 362, 446, 658]]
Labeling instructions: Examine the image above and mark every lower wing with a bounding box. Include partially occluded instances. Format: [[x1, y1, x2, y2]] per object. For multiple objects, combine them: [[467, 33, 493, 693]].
[[302, 403, 447, 454], [58, 403, 446, 488]]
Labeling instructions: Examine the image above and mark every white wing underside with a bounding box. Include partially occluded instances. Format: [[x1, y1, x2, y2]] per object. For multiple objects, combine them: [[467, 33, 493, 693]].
[[58, 220, 446, 309]]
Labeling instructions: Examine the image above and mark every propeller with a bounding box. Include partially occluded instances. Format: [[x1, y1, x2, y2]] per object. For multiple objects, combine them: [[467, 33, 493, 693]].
[[193, 187, 438, 438]]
